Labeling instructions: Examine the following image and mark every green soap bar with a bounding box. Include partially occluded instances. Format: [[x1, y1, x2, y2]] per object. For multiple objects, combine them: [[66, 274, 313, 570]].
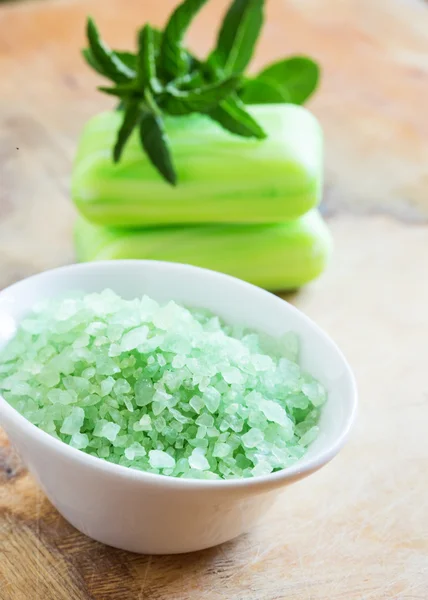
[[74, 210, 332, 291], [72, 104, 323, 227]]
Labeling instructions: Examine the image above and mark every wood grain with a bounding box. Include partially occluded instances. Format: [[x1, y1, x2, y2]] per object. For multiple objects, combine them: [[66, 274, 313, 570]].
[[0, 0, 428, 598]]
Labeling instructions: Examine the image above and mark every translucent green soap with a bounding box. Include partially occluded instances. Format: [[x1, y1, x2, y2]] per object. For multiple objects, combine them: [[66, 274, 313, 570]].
[[0, 290, 327, 480]]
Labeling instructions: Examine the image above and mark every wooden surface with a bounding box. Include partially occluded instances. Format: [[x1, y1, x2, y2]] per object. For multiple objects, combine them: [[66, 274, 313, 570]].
[[1, 0, 428, 598]]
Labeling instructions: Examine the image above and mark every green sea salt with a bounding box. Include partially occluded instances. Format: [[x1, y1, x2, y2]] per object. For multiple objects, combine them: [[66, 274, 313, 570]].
[[0, 290, 327, 480]]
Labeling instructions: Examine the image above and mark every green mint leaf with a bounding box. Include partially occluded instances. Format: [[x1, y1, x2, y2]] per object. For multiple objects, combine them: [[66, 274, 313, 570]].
[[114, 51, 137, 71], [209, 94, 266, 138], [161, 0, 208, 78], [139, 112, 177, 185], [151, 27, 166, 64], [209, 0, 264, 76], [83, 48, 138, 79], [98, 86, 125, 98], [162, 76, 240, 115], [174, 71, 205, 91], [113, 101, 141, 162], [255, 56, 320, 105], [82, 48, 106, 77], [86, 17, 135, 83], [98, 82, 138, 99], [137, 24, 157, 89], [240, 77, 288, 104]]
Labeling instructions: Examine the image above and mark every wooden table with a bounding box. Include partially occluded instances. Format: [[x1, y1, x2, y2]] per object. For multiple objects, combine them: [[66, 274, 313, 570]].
[[1, 1, 428, 598]]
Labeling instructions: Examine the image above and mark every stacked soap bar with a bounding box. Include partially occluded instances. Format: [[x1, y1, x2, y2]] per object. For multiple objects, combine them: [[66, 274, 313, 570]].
[[0, 291, 326, 479], [72, 104, 332, 290]]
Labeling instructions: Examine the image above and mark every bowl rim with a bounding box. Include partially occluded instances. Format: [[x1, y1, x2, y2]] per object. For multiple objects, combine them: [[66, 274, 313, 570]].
[[0, 260, 358, 492]]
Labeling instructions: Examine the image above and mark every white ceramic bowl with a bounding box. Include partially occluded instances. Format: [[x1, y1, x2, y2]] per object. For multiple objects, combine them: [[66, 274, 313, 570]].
[[0, 261, 357, 554]]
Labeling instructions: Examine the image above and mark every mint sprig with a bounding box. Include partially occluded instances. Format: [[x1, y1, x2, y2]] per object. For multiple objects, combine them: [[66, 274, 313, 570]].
[[82, 0, 320, 185], [137, 25, 157, 90], [140, 111, 177, 185], [113, 101, 140, 163], [209, 0, 264, 76], [241, 57, 320, 105], [209, 94, 267, 139], [164, 76, 241, 115], [161, 0, 209, 78], [86, 18, 134, 83]]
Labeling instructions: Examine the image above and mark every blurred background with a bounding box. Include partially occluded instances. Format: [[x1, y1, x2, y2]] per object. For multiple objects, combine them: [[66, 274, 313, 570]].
[[1, 1, 427, 599]]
